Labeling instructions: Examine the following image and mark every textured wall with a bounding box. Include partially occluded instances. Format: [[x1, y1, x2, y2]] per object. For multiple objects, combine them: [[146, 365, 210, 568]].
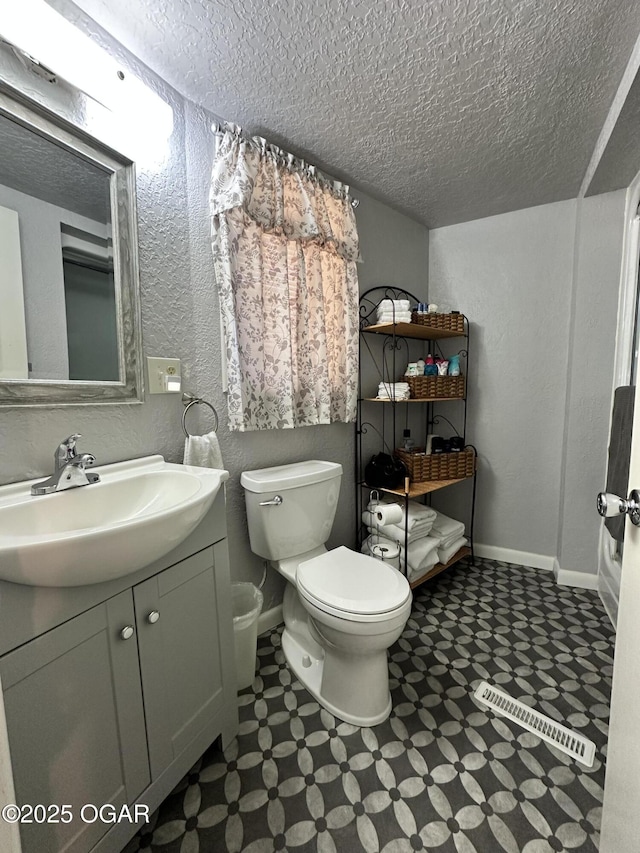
[[183, 104, 429, 607], [557, 190, 626, 576], [0, 15, 429, 611], [428, 200, 577, 557], [0, 35, 192, 484]]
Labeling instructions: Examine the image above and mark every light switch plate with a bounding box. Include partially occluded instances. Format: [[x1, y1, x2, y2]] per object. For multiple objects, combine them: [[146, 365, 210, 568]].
[[147, 356, 181, 394]]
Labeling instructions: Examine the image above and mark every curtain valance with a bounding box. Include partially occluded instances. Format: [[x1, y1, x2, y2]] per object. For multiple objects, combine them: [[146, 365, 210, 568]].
[[210, 126, 361, 263]]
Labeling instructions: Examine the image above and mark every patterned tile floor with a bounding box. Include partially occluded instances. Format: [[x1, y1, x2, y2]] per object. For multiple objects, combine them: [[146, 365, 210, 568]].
[[124, 558, 615, 853]]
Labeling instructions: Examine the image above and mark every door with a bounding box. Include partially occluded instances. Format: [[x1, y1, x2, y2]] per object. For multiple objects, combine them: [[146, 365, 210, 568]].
[[599, 378, 640, 851], [0, 206, 28, 379], [134, 547, 226, 780]]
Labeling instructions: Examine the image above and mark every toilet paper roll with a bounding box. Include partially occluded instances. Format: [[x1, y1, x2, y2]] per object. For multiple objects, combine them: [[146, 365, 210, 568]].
[[370, 541, 401, 569], [373, 502, 403, 526]]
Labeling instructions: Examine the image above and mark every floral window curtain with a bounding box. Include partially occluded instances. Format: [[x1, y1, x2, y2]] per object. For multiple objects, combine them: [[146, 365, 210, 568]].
[[210, 125, 361, 431]]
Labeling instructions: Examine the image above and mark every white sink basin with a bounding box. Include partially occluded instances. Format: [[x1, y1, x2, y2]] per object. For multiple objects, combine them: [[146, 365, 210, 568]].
[[0, 455, 228, 587]]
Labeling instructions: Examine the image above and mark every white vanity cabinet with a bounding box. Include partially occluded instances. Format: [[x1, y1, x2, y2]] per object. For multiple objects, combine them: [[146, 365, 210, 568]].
[[0, 492, 238, 853]]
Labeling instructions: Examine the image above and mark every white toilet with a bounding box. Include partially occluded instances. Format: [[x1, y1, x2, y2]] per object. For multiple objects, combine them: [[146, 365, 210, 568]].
[[241, 460, 412, 726]]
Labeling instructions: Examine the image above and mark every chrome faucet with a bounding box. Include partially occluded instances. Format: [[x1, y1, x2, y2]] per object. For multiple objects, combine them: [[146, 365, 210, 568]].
[[31, 434, 100, 496]]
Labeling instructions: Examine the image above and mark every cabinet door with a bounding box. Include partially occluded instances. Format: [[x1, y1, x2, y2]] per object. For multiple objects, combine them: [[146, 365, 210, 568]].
[[134, 548, 225, 779], [0, 592, 149, 853]]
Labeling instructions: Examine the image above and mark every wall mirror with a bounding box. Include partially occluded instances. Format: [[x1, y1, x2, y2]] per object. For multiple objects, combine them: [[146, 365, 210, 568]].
[[0, 85, 143, 406]]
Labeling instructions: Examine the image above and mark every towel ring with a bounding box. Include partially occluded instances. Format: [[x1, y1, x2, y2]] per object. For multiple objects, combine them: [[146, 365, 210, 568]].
[[182, 393, 219, 437]]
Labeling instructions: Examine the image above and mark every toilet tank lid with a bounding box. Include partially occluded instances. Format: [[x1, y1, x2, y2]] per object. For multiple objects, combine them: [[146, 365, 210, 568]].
[[241, 460, 342, 493]]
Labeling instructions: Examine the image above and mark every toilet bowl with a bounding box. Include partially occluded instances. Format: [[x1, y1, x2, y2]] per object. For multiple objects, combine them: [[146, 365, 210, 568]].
[[241, 461, 412, 726]]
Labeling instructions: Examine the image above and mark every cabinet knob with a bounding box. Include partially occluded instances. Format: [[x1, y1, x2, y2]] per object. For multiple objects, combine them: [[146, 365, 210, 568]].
[[120, 625, 135, 640], [147, 610, 160, 624]]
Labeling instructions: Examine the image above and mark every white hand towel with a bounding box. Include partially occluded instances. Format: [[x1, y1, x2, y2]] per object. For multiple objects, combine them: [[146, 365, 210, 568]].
[[183, 432, 224, 468]]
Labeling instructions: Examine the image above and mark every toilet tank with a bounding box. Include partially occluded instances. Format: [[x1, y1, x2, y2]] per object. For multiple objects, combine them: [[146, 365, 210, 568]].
[[241, 461, 342, 560]]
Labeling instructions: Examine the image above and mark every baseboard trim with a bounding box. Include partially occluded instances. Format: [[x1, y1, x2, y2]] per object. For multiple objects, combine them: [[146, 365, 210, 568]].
[[258, 604, 283, 636], [553, 561, 599, 590], [474, 544, 555, 571]]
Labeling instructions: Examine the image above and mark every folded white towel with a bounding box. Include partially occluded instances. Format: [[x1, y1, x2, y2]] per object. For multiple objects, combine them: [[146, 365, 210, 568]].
[[437, 536, 468, 565], [368, 500, 436, 530], [377, 314, 412, 323], [431, 510, 466, 538], [378, 299, 410, 311], [404, 535, 440, 573], [394, 535, 440, 578], [184, 432, 224, 468], [363, 514, 433, 542], [377, 392, 410, 400]]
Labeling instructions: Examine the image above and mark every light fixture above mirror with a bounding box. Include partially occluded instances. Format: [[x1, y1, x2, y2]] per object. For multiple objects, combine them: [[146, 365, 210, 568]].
[[0, 84, 143, 406]]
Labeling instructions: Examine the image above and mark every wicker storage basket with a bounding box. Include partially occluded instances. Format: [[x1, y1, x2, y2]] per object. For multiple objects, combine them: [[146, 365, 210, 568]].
[[410, 312, 465, 333], [395, 448, 475, 482], [405, 374, 465, 399]]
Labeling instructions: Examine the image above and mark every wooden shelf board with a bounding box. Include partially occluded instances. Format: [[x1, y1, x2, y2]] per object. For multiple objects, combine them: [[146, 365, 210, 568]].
[[409, 546, 471, 589], [363, 474, 473, 499], [362, 321, 465, 341], [363, 396, 464, 403]]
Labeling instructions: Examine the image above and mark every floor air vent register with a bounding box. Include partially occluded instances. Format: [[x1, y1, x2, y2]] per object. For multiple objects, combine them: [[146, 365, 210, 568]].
[[474, 681, 596, 768]]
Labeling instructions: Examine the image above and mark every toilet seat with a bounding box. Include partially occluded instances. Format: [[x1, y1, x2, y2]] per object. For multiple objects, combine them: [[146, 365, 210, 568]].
[[297, 546, 411, 623]]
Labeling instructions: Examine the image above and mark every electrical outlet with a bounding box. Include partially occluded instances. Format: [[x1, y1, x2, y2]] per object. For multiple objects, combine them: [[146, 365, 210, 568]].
[[147, 356, 181, 394]]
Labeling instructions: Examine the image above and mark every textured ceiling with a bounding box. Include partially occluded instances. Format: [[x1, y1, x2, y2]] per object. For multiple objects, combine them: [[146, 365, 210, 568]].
[[67, 0, 640, 227], [0, 110, 110, 222]]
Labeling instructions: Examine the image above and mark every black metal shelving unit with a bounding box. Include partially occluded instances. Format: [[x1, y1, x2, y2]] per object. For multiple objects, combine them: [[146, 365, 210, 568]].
[[356, 286, 477, 589]]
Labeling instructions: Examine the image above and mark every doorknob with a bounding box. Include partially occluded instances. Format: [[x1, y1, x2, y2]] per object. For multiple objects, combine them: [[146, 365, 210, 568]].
[[597, 490, 640, 526]]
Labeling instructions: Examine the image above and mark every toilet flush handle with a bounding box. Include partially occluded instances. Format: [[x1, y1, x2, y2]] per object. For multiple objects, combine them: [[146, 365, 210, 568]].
[[259, 495, 283, 507]]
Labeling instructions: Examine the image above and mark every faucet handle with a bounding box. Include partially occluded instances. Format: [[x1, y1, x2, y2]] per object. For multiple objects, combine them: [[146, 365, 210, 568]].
[[56, 434, 82, 468]]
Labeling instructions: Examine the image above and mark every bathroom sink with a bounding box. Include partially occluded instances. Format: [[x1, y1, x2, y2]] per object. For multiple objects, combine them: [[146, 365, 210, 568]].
[[0, 455, 228, 587]]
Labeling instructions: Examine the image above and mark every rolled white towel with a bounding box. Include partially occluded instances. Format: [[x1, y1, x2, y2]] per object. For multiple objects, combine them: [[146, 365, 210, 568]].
[[437, 536, 468, 565]]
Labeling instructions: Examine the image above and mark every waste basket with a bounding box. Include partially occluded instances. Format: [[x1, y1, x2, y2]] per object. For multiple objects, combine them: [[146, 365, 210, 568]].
[[231, 583, 264, 690]]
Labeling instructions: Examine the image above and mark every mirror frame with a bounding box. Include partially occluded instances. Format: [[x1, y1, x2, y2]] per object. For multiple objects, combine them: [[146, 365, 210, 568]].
[[0, 85, 143, 406]]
